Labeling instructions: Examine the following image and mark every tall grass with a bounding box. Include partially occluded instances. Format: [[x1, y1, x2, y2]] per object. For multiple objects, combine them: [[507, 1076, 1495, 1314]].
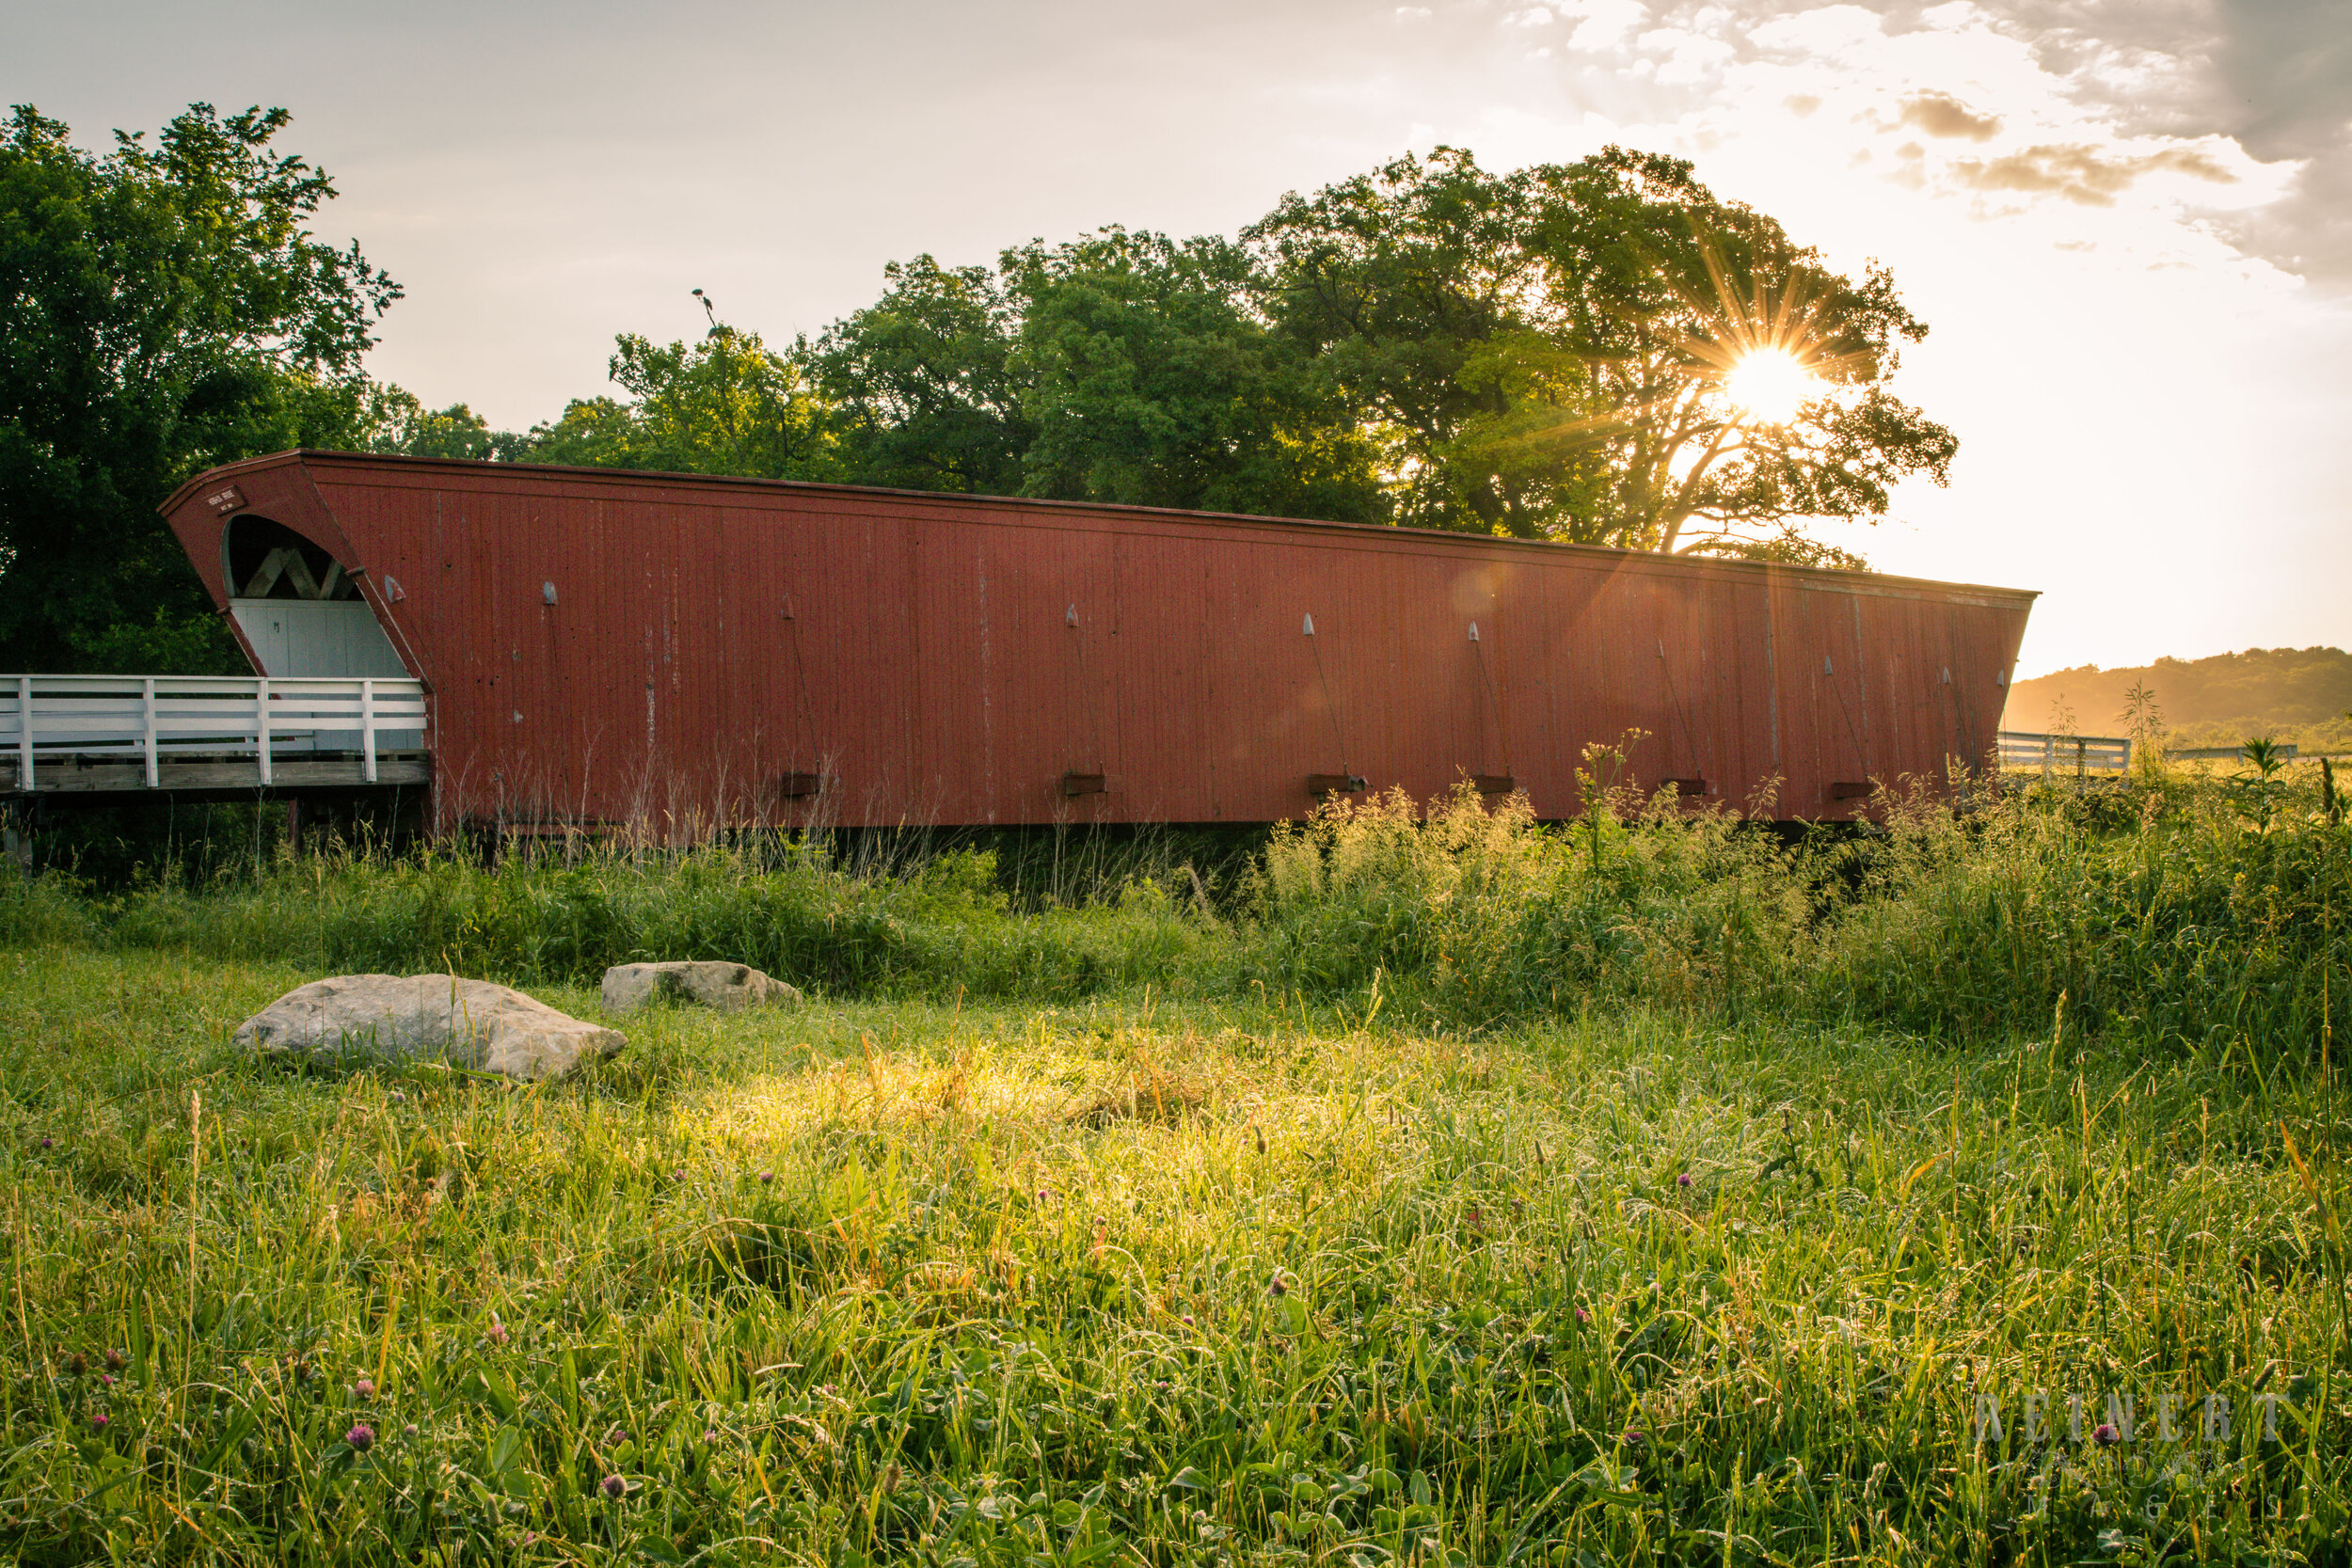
[[5, 757, 2346, 1060], [0, 951, 2344, 1564]]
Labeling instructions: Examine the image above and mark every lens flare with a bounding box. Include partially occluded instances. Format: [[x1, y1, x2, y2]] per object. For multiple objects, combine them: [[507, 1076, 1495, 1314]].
[[1721, 348, 1817, 425]]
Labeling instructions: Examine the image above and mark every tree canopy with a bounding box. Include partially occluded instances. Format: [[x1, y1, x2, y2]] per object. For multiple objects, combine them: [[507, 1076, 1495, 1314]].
[[1, 108, 1959, 676], [0, 103, 397, 672], [1246, 146, 1957, 561]]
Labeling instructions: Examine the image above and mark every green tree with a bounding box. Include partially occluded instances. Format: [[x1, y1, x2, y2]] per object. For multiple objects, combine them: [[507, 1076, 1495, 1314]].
[[1005, 228, 1387, 519], [811, 256, 1034, 495], [1248, 146, 1956, 560], [527, 323, 826, 479], [361, 386, 529, 461], [0, 103, 398, 672]]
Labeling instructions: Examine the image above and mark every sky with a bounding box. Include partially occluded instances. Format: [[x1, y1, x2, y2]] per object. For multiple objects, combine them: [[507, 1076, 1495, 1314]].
[[9, 0, 2350, 680]]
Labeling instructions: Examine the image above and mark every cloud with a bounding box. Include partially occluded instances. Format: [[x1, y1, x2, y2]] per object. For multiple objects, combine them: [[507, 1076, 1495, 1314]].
[[1900, 90, 2001, 141], [1950, 142, 2237, 205]]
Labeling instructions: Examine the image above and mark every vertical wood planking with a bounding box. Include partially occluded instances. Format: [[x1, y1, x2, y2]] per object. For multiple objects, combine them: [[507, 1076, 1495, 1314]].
[[160, 454, 2040, 829]]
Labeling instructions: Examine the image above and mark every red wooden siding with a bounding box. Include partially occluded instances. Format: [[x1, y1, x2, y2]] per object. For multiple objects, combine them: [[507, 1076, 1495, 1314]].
[[160, 451, 2036, 832]]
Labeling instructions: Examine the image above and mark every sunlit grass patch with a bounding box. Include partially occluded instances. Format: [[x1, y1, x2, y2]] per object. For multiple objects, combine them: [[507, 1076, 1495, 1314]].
[[1, 940, 2345, 1563]]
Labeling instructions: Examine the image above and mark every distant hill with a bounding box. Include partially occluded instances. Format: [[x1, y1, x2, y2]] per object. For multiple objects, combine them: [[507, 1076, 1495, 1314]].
[[2003, 646, 2352, 748]]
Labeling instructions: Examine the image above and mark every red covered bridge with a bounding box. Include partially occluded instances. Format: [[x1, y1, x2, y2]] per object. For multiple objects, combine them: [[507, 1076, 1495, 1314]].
[[8, 451, 2036, 832]]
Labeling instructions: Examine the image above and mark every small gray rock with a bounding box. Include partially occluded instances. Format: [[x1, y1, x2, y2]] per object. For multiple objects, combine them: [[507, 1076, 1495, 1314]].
[[234, 974, 625, 1080], [600, 960, 803, 1014]]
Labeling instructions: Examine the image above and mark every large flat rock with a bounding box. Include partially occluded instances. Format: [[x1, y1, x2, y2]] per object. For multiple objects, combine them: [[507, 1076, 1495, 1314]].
[[234, 974, 625, 1080], [600, 960, 803, 1014]]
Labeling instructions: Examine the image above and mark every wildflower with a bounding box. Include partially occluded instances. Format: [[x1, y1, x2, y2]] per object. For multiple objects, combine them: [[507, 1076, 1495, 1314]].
[[601, 1474, 627, 1499], [1623, 1429, 1644, 1444], [101, 1374, 116, 1386], [39, 1138, 52, 1149], [485, 1320, 509, 1346], [704, 1428, 718, 1443], [1574, 1307, 1591, 1324], [103, 1350, 124, 1371], [389, 1090, 405, 1102], [355, 1379, 376, 1401], [1182, 1315, 1195, 1326], [89, 1414, 108, 1431], [403, 1424, 419, 1437], [66, 1354, 86, 1375], [347, 1423, 375, 1452], [1268, 1275, 1289, 1296], [1677, 1172, 1692, 1188], [2092, 1423, 2120, 1446], [758, 1170, 773, 1184]]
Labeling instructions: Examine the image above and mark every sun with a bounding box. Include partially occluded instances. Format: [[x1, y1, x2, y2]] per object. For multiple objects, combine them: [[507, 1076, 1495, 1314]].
[[1720, 348, 1818, 425]]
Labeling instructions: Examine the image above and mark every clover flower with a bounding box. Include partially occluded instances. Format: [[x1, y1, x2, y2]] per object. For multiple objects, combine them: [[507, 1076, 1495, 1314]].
[[601, 1474, 627, 1498], [348, 1423, 375, 1452], [2092, 1422, 2120, 1446], [355, 1379, 376, 1401]]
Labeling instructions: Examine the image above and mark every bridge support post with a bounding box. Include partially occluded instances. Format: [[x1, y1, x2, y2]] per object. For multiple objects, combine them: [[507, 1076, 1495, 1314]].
[[142, 677, 159, 788], [361, 678, 377, 784]]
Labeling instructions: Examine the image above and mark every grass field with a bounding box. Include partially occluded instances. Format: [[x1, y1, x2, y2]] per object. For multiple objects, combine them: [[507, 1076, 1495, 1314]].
[[3, 768, 2350, 1564]]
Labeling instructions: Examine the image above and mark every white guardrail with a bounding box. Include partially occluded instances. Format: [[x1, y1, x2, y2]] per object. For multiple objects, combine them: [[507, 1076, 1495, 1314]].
[[3, 674, 428, 788], [1994, 731, 2131, 773]]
